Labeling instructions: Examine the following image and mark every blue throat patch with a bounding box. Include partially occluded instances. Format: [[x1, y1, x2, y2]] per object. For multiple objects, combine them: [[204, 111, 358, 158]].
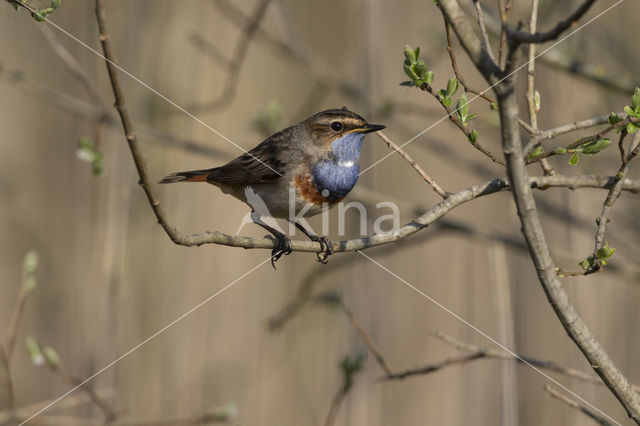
[[312, 132, 364, 201]]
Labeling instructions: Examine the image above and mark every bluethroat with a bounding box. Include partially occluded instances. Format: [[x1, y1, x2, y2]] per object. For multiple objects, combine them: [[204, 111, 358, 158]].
[[159, 108, 385, 267]]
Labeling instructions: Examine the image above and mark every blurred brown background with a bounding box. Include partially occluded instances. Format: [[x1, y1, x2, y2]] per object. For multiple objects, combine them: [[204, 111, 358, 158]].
[[1, 0, 640, 424]]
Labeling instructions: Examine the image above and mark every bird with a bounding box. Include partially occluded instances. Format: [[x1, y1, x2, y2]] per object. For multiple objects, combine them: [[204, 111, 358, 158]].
[[159, 108, 385, 268]]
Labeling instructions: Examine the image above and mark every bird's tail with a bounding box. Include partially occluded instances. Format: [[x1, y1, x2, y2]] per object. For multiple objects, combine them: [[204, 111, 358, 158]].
[[158, 169, 211, 184]]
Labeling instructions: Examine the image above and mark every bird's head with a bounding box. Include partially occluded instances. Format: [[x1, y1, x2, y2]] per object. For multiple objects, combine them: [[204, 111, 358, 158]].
[[304, 108, 385, 159]]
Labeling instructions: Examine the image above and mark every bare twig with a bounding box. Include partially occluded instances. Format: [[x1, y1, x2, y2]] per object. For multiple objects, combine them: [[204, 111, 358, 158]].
[[497, 0, 512, 70], [41, 27, 109, 148], [472, 0, 495, 62], [1, 257, 36, 411], [544, 385, 615, 426], [337, 301, 393, 376], [185, 0, 274, 113], [509, 0, 597, 44], [45, 362, 117, 422], [0, 389, 117, 425], [376, 131, 448, 198]]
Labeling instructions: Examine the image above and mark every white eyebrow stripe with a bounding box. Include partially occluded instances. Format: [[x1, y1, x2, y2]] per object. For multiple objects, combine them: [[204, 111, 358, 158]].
[[337, 160, 355, 168]]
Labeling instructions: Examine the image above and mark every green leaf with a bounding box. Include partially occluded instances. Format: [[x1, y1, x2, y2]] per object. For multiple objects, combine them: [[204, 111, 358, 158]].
[[569, 152, 579, 165], [204, 403, 238, 422], [468, 129, 478, 143], [446, 77, 458, 98], [22, 250, 38, 292], [608, 112, 621, 125], [442, 97, 452, 107], [424, 71, 433, 84], [456, 94, 469, 123], [627, 122, 637, 134], [403, 45, 416, 64], [489, 102, 498, 111], [528, 146, 544, 159], [579, 256, 595, 271], [624, 105, 634, 117], [597, 241, 616, 260], [23, 250, 38, 274], [632, 87, 640, 111], [555, 147, 567, 155], [437, 89, 447, 99], [403, 63, 418, 82], [533, 90, 541, 113], [579, 138, 611, 155], [43, 347, 60, 366], [50, 0, 62, 9], [399, 81, 414, 87], [25, 337, 44, 366]]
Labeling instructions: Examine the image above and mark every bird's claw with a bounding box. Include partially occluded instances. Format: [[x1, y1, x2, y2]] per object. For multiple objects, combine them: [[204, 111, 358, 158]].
[[267, 234, 293, 269], [313, 236, 334, 264]]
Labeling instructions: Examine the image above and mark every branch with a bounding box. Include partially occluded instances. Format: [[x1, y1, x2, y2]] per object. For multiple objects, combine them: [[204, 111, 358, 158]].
[[375, 131, 448, 198], [544, 385, 615, 426], [438, 0, 640, 420], [525, 117, 634, 164], [590, 131, 640, 272], [496, 58, 640, 425], [509, 0, 597, 44], [522, 112, 619, 155]]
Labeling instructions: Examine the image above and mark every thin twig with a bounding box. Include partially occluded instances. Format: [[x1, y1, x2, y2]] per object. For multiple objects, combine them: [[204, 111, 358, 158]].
[[442, 20, 535, 135], [472, 0, 495, 62], [419, 82, 506, 166], [338, 301, 393, 376], [0, 389, 117, 425], [46, 362, 117, 422], [544, 385, 615, 426], [497, 0, 512, 69], [185, 0, 274, 113], [525, 0, 555, 176], [376, 131, 448, 198], [41, 26, 109, 149], [324, 386, 347, 426], [509, 0, 597, 44], [1, 269, 34, 411], [526, 117, 634, 164], [591, 131, 640, 272], [523, 113, 620, 155]]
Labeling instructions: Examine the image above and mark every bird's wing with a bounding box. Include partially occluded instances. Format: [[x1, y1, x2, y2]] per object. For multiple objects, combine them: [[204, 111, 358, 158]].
[[206, 131, 289, 185]]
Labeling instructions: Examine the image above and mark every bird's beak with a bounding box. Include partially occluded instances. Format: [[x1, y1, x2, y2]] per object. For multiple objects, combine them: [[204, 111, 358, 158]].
[[353, 123, 386, 134]]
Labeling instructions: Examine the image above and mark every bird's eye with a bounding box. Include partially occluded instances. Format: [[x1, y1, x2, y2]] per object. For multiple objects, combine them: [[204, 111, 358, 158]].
[[330, 121, 343, 132]]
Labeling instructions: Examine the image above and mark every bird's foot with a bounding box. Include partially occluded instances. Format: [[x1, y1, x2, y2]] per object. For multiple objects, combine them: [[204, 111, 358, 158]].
[[309, 235, 334, 264], [266, 233, 293, 269]]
